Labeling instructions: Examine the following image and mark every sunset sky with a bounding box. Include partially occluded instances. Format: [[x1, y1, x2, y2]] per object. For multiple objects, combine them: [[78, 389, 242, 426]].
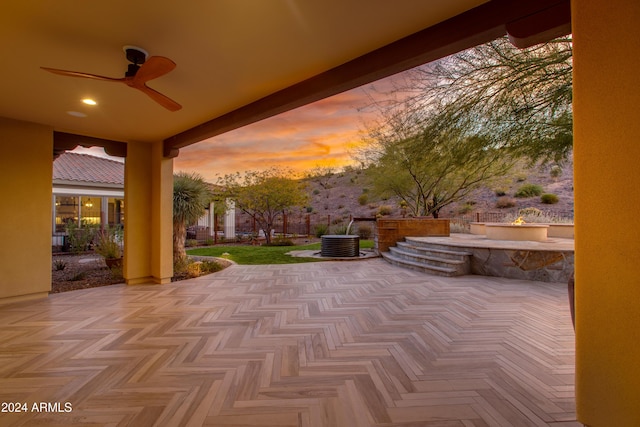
[[74, 71, 410, 182], [172, 74, 404, 182]]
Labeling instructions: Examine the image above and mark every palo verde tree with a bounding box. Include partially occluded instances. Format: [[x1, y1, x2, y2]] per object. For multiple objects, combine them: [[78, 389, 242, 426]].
[[218, 167, 308, 245], [173, 172, 212, 263], [361, 106, 514, 218], [354, 36, 573, 217], [369, 35, 573, 165]]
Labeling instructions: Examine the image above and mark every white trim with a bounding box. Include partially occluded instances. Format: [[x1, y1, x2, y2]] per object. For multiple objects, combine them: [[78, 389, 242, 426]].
[[53, 187, 124, 198], [53, 179, 122, 189]]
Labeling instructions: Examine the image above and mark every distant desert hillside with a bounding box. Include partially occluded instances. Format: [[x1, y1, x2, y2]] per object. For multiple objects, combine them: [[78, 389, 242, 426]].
[[300, 155, 574, 224]]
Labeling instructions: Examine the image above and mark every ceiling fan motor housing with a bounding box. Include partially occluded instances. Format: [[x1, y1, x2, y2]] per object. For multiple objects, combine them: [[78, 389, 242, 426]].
[[125, 63, 140, 77], [123, 47, 148, 77]]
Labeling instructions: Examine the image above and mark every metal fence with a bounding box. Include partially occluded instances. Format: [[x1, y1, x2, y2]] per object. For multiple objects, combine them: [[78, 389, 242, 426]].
[[449, 208, 574, 228], [233, 212, 376, 237], [192, 208, 574, 242]]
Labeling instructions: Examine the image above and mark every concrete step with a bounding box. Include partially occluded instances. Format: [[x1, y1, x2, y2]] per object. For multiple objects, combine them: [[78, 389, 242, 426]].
[[382, 238, 472, 277], [396, 241, 472, 261], [381, 251, 460, 277], [388, 246, 467, 271], [404, 237, 476, 254]]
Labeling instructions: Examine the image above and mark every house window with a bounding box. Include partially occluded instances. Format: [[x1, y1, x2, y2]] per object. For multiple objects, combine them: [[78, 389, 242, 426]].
[[54, 196, 123, 236], [81, 196, 101, 225], [55, 196, 78, 232], [108, 198, 124, 226]]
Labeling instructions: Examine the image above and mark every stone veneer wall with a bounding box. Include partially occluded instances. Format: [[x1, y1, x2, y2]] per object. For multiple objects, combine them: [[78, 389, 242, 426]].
[[469, 247, 574, 283]]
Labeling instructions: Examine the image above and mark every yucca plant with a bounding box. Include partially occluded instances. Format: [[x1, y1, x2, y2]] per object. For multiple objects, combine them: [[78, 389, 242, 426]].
[[173, 172, 211, 263]]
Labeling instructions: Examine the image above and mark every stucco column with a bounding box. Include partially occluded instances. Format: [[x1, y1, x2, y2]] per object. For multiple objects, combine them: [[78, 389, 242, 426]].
[[225, 199, 236, 240], [573, 0, 640, 425], [0, 118, 53, 303], [124, 141, 173, 284]]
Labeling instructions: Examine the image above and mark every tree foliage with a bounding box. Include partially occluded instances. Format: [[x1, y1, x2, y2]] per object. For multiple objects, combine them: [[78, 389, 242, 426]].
[[173, 172, 211, 263], [218, 167, 308, 244], [363, 107, 515, 218], [366, 36, 573, 165], [355, 36, 573, 217]]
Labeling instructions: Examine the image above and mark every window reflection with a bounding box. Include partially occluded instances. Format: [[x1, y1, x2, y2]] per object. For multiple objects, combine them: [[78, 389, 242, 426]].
[[55, 196, 78, 232], [54, 196, 124, 233]]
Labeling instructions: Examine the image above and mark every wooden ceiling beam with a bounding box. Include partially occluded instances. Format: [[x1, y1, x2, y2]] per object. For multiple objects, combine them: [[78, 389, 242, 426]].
[[506, 2, 572, 48], [54, 131, 127, 159]]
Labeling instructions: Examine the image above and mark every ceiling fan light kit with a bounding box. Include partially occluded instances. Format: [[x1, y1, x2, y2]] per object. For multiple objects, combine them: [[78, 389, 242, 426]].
[[41, 45, 181, 112]]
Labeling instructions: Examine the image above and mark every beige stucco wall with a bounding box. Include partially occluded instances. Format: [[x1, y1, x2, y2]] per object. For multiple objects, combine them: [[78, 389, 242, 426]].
[[573, 0, 640, 425], [0, 118, 53, 303], [124, 141, 173, 284], [151, 141, 173, 282]]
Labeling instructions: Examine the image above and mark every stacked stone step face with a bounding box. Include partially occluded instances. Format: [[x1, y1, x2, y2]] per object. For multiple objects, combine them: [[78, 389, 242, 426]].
[[381, 238, 472, 277]]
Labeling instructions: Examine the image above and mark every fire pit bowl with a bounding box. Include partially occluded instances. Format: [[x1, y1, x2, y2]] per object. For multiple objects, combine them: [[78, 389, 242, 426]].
[[321, 235, 360, 257], [484, 223, 549, 242]]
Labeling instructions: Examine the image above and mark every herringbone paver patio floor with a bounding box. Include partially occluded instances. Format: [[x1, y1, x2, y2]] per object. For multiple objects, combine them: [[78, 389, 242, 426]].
[[0, 259, 578, 426]]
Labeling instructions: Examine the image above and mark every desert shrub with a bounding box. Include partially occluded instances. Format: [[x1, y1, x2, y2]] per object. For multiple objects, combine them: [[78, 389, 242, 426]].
[[173, 256, 190, 275], [312, 189, 320, 195], [457, 203, 474, 214], [185, 262, 202, 278], [174, 258, 222, 279], [519, 207, 542, 217], [504, 209, 570, 224], [53, 259, 67, 271], [450, 221, 470, 234], [495, 196, 516, 208], [94, 226, 123, 260], [314, 223, 328, 237], [358, 194, 368, 205], [357, 224, 372, 239], [514, 183, 543, 198], [65, 221, 98, 254], [494, 187, 508, 197], [200, 260, 223, 274], [69, 272, 86, 281], [332, 224, 351, 235], [377, 205, 393, 216], [541, 193, 559, 204], [264, 237, 294, 246], [550, 165, 563, 180]]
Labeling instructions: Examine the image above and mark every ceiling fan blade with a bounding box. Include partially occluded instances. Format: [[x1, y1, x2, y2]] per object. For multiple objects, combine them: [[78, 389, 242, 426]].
[[132, 56, 176, 84], [135, 84, 182, 112], [41, 67, 124, 83]]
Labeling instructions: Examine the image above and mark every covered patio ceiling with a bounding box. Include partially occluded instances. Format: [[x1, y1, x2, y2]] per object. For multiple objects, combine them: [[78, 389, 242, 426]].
[[1, 0, 569, 157]]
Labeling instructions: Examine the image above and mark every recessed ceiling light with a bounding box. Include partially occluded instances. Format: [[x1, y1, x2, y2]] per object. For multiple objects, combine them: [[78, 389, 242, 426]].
[[82, 98, 97, 106], [67, 111, 87, 118]]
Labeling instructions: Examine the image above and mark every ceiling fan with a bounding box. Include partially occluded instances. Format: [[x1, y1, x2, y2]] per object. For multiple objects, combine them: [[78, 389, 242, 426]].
[[41, 46, 182, 112]]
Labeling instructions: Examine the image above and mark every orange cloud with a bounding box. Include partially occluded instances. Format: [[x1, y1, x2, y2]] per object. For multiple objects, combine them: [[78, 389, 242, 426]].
[[173, 71, 408, 182]]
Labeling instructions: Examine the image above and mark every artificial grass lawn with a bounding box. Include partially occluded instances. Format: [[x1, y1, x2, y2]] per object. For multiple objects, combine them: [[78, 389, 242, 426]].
[[187, 240, 374, 265]]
